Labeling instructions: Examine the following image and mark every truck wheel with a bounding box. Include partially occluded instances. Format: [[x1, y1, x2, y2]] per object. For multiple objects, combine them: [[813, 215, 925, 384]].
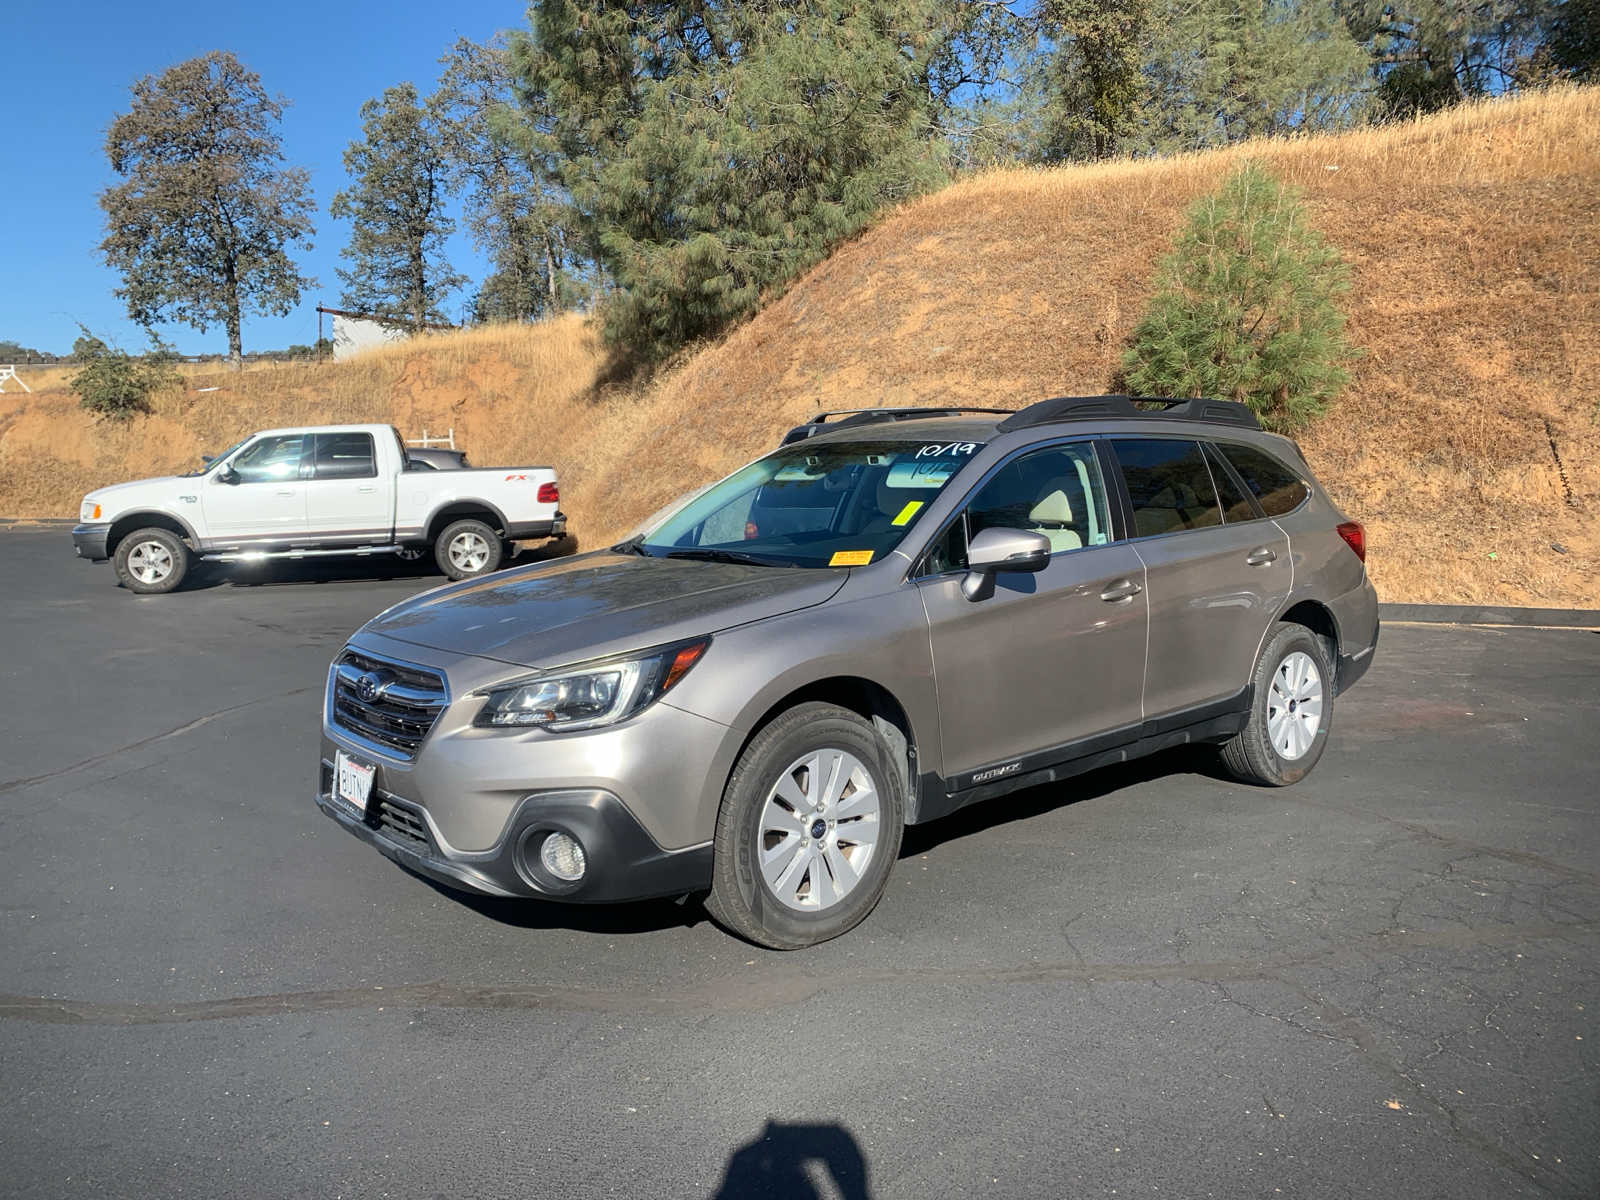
[[113, 527, 190, 595], [705, 702, 905, 950], [1218, 622, 1333, 786], [435, 519, 503, 580]]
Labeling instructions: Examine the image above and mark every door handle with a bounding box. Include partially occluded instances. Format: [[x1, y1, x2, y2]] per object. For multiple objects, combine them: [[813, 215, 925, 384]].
[[1246, 547, 1278, 566], [1099, 579, 1142, 602], [357, 486, 376, 493], [276, 489, 296, 497]]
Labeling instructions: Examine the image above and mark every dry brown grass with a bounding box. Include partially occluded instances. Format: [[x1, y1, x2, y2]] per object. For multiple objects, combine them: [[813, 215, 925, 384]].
[[4, 89, 1596, 605]]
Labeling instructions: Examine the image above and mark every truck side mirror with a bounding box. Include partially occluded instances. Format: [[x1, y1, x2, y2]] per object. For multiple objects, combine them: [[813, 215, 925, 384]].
[[217, 466, 241, 486], [961, 527, 1051, 601]]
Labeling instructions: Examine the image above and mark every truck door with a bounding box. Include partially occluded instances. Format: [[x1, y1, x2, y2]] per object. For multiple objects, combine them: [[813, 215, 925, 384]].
[[202, 433, 309, 544], [304, 431, 393, 542]]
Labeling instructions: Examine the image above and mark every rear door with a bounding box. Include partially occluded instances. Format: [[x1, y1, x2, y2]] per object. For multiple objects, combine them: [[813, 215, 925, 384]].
[[201, 433, 309, 542], [917, 440, 1148, 784], [304, 431, 392, 542], [1107, 437, 1291, 720]]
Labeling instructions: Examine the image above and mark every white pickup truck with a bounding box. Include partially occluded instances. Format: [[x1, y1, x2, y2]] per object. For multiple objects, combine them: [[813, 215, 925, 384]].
[[71, 423, 565, 594]]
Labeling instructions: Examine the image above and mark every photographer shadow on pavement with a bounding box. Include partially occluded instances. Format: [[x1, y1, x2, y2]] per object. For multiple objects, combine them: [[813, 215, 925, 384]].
[[711, 1121, 871, 1199]]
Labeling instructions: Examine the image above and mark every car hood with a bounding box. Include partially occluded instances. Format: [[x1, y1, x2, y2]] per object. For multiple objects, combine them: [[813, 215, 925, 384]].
[[362, 551, 848, 669], [85, 476, 185, 505]]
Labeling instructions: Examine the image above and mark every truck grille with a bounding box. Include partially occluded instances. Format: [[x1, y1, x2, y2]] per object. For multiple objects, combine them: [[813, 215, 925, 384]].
[[330, 648, 448, 759]]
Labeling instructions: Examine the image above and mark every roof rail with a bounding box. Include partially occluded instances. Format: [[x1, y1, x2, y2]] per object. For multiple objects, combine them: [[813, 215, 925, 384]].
[[996, 395, 1261, 433], [779, 406, 1013, 446]]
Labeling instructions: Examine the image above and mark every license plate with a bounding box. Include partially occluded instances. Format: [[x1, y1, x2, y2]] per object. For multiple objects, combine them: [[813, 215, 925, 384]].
[[335, 750, 376, 813]]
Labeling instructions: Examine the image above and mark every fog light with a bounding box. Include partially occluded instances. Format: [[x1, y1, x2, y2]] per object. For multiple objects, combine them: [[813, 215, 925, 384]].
[[540, 832, 587, 882]]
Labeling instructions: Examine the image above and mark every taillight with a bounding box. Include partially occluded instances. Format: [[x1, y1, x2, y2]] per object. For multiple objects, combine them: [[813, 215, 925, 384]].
[[537, 482, 559, 504], [1336, 521, 1366, 562]]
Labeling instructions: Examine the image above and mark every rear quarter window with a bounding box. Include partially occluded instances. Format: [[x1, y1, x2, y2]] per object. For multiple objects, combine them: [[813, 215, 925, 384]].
[[1218, 444, 1310, 517]]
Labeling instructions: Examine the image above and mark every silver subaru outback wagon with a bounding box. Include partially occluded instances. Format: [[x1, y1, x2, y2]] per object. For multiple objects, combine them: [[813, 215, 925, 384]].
[[317, 396, 1378, 949]]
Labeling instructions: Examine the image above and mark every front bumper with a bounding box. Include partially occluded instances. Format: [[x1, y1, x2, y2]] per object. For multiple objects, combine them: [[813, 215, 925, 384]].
[[72, 523, 111, 561], [316, 771, 712, 904]]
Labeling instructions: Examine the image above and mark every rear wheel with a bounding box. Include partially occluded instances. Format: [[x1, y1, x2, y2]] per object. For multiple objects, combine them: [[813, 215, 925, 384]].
[[1219, 622, 1333, 786], [706, 702, 904, 950], [434, 519, 503, 581], [113, 527, 189, 595]]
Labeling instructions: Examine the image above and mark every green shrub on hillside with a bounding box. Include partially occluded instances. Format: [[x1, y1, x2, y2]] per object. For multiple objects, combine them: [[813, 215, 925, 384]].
[[1123, 162, 1354, 431], [70, 329, 180, 419]]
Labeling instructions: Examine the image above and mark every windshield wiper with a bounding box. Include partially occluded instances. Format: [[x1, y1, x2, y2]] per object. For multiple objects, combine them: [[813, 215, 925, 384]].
[[610, 536, 654, 557], [663, 548, 793, 568]]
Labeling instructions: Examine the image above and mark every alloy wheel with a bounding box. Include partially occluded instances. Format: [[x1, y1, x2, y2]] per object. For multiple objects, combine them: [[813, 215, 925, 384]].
[[1267, 650, 1323, 760], [757, 748, 882, 912]]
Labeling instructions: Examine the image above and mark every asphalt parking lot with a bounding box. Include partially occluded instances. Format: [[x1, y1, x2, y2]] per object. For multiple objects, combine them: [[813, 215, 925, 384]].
[[1, 527, 1595, 1199]]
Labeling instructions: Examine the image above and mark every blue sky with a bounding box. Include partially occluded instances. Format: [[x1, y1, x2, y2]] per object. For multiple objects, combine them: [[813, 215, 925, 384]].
[[2, 1, 528, 357]]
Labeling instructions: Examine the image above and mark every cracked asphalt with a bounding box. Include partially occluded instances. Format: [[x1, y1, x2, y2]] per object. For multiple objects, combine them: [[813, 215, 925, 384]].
[[2, 527, 1596, 1198]]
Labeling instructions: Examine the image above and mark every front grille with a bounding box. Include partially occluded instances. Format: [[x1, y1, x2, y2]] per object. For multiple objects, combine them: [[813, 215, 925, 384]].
[[330, 648, 447, 759]]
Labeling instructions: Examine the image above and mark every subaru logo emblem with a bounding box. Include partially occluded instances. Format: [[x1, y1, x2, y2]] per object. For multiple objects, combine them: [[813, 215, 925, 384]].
[[356, 671, 388, 703]]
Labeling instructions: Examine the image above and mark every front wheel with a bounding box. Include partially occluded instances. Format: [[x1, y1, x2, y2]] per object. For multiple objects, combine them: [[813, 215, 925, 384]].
[[113, 527, 190, 595], [706, 702, 904, 950], [434, 519, 503, 581], [1218, 622, 1333, 786]]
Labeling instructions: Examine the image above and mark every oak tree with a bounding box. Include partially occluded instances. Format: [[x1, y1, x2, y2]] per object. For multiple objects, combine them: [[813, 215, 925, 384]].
[[99, 52, 316, 369]]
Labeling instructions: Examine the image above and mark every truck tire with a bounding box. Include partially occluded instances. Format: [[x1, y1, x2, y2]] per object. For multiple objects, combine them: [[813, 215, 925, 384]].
[[1218, 621, 1333, 786], [435, 518, 503, 581], [705, 702, 905, 950], [113, 527, 190, 595]]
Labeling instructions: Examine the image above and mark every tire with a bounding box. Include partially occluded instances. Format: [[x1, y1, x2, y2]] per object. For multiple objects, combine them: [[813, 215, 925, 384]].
[[113, 527, 190, 595], [1219, 622, 1334, 786], [706, 702, 905, 950], [434, 519, 503, 581]]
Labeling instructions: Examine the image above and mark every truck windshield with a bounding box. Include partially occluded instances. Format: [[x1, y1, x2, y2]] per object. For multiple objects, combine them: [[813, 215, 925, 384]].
[[181, 438, 249, 477], [638, 438, 984, 568]]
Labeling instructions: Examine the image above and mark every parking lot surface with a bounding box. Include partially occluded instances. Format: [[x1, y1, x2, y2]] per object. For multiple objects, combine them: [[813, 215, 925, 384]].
[[2, 528, 1595, 1198]]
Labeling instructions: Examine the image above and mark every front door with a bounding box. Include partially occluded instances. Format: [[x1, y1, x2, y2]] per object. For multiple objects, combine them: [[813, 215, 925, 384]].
[[303, 431, 392, 542], [1108, 437, 1293, 719], [916, 440, 1148, 786], [201, 433, 309, 544]]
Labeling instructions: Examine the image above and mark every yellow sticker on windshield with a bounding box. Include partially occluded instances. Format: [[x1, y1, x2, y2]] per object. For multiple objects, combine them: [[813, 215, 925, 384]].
[[892, 500, 924, 527], [829, 550, 874, 567]]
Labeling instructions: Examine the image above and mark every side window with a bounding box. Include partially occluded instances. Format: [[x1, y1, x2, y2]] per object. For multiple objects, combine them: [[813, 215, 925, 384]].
[[1112, 439, 1222, 536], [1217, 443, 1310, 517], [1204, 443, 1259, 523], [313, 432, 377, 479], [229, 435, 305, 483], [926, 443, 1112, 573]]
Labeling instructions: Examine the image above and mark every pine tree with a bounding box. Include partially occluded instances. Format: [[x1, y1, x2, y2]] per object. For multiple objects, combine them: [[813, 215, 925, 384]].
[[511, 1, 966, 362], [99, 52, 315, 369], [1136, 0, 1372, 151], [1036, 0, 1151, 161], [330, 84, 465, 330], [433, 37, 587, 324], [1123, 164, 1355, 431]]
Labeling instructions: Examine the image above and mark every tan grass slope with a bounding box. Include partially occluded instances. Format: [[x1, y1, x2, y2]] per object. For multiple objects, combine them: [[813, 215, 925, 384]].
[[3, 89, 1595, 605]]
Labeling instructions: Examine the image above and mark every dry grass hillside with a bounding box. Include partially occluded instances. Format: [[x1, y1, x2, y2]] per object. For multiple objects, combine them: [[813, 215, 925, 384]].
[[4, 89, 1596, 605]]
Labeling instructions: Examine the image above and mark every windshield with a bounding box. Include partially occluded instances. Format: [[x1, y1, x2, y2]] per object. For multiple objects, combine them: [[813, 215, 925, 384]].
[[638, 438, 984, 568], [181, 438, 249, 477]]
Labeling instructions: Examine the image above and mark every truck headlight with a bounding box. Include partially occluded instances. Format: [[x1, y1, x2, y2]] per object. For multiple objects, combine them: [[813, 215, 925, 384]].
[[81, 500, 102, 522], [474, 638, 709, 732]]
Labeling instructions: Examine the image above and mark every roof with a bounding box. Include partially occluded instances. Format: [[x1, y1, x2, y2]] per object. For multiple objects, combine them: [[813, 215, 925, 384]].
[[316, 305, 455, 333]]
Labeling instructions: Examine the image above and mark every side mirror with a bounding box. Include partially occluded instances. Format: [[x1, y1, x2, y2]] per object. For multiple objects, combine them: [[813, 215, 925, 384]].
[[961, 527, 1051, 601], [217, 466, 241, 486]]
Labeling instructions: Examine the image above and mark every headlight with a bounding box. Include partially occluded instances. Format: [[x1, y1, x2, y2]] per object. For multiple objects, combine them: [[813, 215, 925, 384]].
[[80, 500, 102, 522], [474, 638, 709, 732]]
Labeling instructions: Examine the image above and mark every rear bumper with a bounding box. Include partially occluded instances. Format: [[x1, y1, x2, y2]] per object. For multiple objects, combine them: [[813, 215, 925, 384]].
[[72, 523, 111, 561], [505, 511, 566, 541], [316, 768, 712, 904]]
